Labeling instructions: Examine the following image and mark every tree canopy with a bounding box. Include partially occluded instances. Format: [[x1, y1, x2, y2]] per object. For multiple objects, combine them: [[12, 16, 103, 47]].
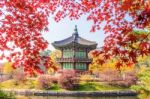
[[0, 0, 149, 75]]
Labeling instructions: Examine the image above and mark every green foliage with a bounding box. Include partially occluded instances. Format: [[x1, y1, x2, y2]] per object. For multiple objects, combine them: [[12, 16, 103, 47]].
[[134, 29, 150, 35], [131, 67, 150, 99], [40, 50, 51, 57], [0, 90, 15, 99], [48, 84, 61, 91]]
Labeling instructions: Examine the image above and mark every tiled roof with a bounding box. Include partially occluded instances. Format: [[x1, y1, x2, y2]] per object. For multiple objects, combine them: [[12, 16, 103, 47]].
[[52, 25, 97, 48]]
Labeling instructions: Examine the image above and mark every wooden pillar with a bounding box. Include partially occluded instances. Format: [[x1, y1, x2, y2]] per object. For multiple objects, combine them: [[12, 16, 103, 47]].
[[74, 62, 76, 70], [61, 48, 64, 70], [73, 43, 76, 70], [86, 48, 88, 58], [61, 48, 63, 58], [87, 63, 89, 71]]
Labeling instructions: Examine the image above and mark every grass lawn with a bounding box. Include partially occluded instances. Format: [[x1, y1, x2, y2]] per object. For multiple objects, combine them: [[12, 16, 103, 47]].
[[74, 82, 130, 91], [0, 79, 130, 91], [0, 79, 64, 91], [0, 79, 36, 89]]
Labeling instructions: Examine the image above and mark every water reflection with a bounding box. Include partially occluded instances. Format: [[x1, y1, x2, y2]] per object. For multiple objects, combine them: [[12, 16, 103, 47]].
[[16, 96, 137, 99]]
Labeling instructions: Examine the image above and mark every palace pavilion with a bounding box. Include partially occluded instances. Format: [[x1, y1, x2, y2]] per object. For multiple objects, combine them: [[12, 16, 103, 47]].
[[52, 26, 97, 71]]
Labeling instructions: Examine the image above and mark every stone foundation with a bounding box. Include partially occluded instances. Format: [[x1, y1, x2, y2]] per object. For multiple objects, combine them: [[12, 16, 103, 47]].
[[1, 89, 137, 96]]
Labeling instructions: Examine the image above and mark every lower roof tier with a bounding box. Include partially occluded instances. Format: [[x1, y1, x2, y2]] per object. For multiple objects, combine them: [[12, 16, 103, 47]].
[[52, 42, 97, 49]]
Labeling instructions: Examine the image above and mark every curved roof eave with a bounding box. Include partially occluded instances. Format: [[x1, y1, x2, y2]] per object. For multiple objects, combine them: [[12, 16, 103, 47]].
[[52, 41, 97, 49], [52, 25, 97, 49]]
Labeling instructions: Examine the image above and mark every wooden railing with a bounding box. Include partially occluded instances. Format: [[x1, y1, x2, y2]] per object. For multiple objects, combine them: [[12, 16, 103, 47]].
[[56, 58, 92, 62]]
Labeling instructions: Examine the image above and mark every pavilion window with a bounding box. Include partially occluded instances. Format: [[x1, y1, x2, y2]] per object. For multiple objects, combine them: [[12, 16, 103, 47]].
[[63, 63, 74, 69], [75, 51, 86, 58], [75, 63, 87, 70], [63, 49, 74, 58]]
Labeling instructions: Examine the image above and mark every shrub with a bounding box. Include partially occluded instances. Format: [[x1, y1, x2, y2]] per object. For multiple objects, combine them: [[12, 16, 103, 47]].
[[58, 70, 79, 90], [50, 84, 61, 90], [37, 70, 79, 90], [12, 71, 26, 83], [116, 71, 137, 87], [99, 70, 121, 82], [99, 69, 137, 87], [36, 75, 58, 89], [0, 75, 11, 82]]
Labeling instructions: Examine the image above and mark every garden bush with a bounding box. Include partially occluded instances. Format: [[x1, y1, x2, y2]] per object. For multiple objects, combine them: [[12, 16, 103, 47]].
[[13, 72, 26, 82], [37, 70, 79, 90], [58, 70, 79, 90], [11, 68, 26, 86], [12, 68, 26, 82], [0, 75, 11, 82], [99, 69, 137, 87], [36, 75, 58, 89]]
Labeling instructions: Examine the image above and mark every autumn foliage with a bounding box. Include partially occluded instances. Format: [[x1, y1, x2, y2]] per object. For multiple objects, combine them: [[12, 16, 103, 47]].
[[0, 0, 149, 74]]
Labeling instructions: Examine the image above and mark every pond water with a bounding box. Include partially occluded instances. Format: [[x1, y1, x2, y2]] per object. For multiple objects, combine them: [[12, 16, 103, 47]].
[[16, 96, 138, 99]]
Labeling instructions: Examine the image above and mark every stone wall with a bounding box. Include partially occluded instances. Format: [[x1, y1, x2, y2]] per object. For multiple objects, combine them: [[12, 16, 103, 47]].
[[1, 89, 137, 96]]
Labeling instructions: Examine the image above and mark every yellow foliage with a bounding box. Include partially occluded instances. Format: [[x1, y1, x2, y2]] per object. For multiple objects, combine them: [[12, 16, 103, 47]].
[[80, 75, 93, 81], [90, 52, 150, 73], [47, 68, 55, 74], [137, 55, 149, 62], [0, 79, 36, 89], [50, 50, 61, 61], [47, 50, 61, 74], [3, 62, 14, 74], [132, 42, 140, 49], [90, 57, 135, 73]]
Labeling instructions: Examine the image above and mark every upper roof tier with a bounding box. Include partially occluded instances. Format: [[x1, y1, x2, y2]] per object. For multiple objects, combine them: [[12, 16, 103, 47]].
[[52, 25, 97, 49]]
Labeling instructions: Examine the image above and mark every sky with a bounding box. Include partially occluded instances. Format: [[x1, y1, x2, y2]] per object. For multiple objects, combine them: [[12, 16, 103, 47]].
[[43, 15, 106, 51]]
